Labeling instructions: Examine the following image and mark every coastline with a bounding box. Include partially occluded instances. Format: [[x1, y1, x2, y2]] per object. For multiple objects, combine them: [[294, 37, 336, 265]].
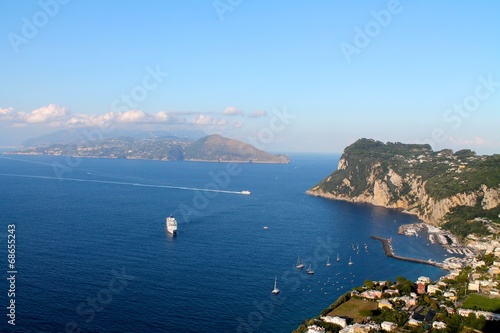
[[306, 188, 475, 268], [306, 188, 420, 217], [298, 189, 498, 333], [1, 152, 289, 164]]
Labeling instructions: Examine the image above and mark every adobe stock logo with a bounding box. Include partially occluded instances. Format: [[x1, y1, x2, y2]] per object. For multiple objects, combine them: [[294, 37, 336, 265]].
[[339, 0, 404, 63], [418, 75, 499, 147], [7, 0, 71, 54], [213, 0, 243, 21]]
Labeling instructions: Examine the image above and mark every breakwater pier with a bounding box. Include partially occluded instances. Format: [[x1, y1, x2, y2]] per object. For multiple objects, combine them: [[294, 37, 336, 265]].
[[370, 236, 443, 268]]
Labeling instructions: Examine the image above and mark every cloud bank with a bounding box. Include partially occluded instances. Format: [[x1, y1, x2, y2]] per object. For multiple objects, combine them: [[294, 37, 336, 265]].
[[0, 104, 269, 131]]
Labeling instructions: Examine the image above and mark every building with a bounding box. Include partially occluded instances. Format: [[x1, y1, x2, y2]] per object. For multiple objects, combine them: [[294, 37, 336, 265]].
[[378, 299, 393, 310], [432, 321, 447, 329], [417, 283, 426, 294], [381, 321, 397, 331], [443, 291, 456, 301], [307, 325, 325, 333], [360, 290, 382, 299], [407, 318, 422, 326], [417, 276, 431, 284], [321, 316, 347, 328], [339, 323, 380, 333], [384, 289, 399, 296], [393, 295, 417, 308], [472, 259, 486, 268], [458, 308, 500, 321], [427, 284, 440, 295], [469, 281, 481, 291]]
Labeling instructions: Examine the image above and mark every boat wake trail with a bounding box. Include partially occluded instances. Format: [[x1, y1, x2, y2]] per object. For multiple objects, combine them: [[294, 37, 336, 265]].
[[0, 173, 248, 195]]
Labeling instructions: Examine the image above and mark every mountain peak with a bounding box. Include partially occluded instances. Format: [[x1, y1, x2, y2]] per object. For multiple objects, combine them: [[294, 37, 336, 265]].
[[184, 134, 289, 163]]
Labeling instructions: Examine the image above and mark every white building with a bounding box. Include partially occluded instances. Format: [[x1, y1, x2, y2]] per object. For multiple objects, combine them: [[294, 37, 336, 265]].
[[469, 281, 481, 291], [458, 308, 500, 321], [339, 323, 380, 333], [321, 316, 347, 328], [433, 321, 447, 329], [307, 324, 325, 333], [472, 260, 486, 268], [408, 318, 422, 326], [381, 321, 397, 331], [417, 276, 431, 284], [393, 295, 417, 308], [427, 284, 440, 295]]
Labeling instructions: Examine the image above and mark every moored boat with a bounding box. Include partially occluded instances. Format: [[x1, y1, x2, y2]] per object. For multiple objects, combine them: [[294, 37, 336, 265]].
[[271, 276, 280, 294], [296, 255, 304, 269]]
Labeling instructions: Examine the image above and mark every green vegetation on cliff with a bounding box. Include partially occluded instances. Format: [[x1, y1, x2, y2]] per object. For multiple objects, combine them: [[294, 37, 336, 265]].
[[309, 138, 500, 233], [315, 138, 500, 201]]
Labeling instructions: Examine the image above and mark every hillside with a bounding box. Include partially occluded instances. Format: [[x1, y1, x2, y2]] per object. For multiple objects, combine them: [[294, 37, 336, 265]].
[[183, 134, 289, 163], [10, 133, 289, 164], [307, 138, 500, 232]]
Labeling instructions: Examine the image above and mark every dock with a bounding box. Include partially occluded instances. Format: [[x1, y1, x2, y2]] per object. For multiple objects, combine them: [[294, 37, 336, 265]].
[[370, 236, 443, 268]]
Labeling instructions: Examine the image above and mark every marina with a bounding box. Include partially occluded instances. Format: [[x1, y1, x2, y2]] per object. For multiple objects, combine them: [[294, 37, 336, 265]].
[[399, 223, 474, 257], [370, 236, 443, 268]]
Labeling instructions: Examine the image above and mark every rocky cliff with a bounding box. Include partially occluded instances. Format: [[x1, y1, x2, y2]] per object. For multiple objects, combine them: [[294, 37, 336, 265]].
[[307, 138, 500, 226]]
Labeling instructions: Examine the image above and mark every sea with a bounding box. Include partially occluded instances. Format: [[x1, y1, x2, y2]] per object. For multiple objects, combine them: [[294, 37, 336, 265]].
[[0, 153, 450, 333]]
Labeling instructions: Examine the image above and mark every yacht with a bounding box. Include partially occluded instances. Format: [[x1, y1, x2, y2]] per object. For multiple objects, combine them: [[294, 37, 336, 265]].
[[271, 276, 280, 294], [166, 214, 178, 235], [326, 257, 332, 266], [296, 255, 304, 269], [348, 256, 353, 265], [306, 264, 314, 274]]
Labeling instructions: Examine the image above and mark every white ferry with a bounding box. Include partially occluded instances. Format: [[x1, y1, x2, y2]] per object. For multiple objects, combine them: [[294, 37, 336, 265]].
[[166, 214, 178, 235], [241, 190, 251, 195]]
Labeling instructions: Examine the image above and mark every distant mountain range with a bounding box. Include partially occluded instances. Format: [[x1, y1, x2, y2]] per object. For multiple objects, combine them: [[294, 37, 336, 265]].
[[21, 128, 207, 147], [11, 130, 289, 164]]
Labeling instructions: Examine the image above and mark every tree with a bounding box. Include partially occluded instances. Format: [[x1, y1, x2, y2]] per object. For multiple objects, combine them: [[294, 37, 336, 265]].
[[364, 280, 375, 290]]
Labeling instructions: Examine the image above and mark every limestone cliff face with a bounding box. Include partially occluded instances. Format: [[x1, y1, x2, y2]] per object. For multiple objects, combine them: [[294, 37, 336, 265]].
[[307, 139, 500, 225]]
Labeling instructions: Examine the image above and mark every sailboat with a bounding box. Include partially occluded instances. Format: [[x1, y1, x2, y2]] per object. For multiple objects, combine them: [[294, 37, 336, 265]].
[[348, 256, 353, 265], [336, 253, 340, 261], [271, 276, 280, 294], [326, 257, 332, 266], [296, 255, 304, 269], [306, 264, 314, 274]]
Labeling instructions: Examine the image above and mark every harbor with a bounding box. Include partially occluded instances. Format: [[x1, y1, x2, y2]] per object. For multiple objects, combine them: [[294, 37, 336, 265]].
[[398, 223, 476, 257], [370, 236, 443, 268]]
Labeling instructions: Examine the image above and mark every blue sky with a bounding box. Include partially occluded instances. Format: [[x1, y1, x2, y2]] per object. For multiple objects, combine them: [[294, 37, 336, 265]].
[[1, 0, 499, 154]]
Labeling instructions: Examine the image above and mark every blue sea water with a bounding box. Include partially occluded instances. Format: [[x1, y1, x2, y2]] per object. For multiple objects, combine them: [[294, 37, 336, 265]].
[[0, 154, 449, 333]]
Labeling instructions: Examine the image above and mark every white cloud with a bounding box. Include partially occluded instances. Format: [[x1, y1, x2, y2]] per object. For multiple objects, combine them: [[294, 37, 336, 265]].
[[224, 106, 243, 115], [0, 105, 253, 131], [25, 104, 69, 123], [193, 114, 228, 127], [116, 110, 146, 122], [0, 107, 13, 117], [155, 111, 169, 121], [248, 110, 267, 118]]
